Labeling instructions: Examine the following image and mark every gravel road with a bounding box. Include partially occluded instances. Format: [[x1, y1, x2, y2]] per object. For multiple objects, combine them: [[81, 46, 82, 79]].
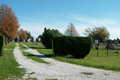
[[13, 43, 120, 80]]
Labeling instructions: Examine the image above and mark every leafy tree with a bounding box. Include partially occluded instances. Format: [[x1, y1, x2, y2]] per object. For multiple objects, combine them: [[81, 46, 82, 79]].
[[40, 27, 62, 49], [14, 37, 18, 42], [25, 30, 31, 42], [65, 23, 79, 36], [0, 4, 19, 44], [83, 26, 110, 42], [30, 36, 34, 42], [36, 38, 39, 42], [19, 29, 27, 42]]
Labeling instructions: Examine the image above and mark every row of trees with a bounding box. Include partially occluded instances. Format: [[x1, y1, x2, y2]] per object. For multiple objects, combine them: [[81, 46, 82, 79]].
[[14, 29, 35, 42], [0, 4, 20, 44], [0, 4, 34, 43], [0, 4, 110, 45], [64, 23, 110, 42], [38, 23, 110, 49]]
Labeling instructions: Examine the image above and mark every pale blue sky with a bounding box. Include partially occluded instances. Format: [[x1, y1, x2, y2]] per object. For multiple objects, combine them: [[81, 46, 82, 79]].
[[1, 0, 120, 39]]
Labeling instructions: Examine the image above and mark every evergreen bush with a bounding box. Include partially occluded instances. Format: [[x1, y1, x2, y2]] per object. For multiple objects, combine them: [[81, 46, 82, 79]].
[[53, 36, 92, 58], [40, 28, 62, 49], [0, 34, 5, 56]]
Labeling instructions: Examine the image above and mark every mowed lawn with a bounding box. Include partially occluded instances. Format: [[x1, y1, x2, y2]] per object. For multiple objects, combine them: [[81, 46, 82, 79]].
[[0, 42, 26, 79], [23, 42, 120, 71]]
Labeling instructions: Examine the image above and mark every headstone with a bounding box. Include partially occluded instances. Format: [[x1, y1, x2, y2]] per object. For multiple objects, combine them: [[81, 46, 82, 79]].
[[95, 40, 98, 44], [105, 39, 115, 49], [95, 40, 99, 49]]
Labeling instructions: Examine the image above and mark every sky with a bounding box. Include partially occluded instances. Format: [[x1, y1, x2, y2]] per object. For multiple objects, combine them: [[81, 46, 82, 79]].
[[1, 0, 120, 40]]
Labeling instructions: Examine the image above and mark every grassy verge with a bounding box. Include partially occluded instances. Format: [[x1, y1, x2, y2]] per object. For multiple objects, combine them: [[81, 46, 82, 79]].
[[19, 43, 27, 50], [4, 42, 16, 49], [81, 72, 94, 75], [22, 51, 49, 64], [23, 42, 120, 71], [0, 42, 26, 79]]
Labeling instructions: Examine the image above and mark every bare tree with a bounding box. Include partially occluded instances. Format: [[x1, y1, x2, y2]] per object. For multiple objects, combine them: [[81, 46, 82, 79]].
[[65, 23, 79, 36]]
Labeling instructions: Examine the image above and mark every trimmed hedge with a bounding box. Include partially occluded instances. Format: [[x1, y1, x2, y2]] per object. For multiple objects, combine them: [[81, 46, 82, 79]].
[[52, 36, 92, 58], [0, 34, 5, 56]]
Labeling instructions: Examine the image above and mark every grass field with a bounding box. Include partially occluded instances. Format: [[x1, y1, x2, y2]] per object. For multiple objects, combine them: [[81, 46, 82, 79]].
[[0, 42, 26, 79], [22, 51, 49, 64], [18, 43, 49, 64], [23, 42, 120, 71]]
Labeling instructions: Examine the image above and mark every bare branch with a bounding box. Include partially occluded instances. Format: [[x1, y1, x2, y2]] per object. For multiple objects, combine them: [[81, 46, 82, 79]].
[[65, 23, 79, 36]]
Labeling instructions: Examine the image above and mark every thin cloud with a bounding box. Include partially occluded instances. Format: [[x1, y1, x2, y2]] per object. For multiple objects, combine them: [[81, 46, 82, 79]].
[[19, 13, 119, 39], [103, 16, 111, 24], [72, 15, 115, 26]]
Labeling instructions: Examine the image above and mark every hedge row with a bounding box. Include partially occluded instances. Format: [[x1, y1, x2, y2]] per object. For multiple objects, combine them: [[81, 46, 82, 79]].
[[52, 36, 92, 58], [0, 34, 5, 56]]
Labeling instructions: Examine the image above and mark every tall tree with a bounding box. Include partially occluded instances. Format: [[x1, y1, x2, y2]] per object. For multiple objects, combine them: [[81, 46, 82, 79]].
[[83, 26, 110, 42], [25, 30, 31, 42], [36, 38, 39, 42], [19, 29, 27, 42], [65, 23, 79, 36], [14, 37, 18, 42], [40, 27, 62, 49], [30, 36, 34, 42], [0, 4, 19, 44]]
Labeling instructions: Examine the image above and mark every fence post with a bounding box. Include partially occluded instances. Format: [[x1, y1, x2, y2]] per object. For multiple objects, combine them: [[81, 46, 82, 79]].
[[97, 48, 99, 57]]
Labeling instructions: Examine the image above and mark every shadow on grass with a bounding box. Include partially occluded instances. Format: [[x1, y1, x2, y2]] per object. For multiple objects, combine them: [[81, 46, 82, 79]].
[[26, 54, 54, 58], [44, 54, 54, 58], [21, 47, 45, 50], [20, 47, 27, 49], [29, 47, 45, 49]]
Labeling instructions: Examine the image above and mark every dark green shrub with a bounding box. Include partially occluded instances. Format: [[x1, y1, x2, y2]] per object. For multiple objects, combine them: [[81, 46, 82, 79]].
[[52, 36, 92, 58], [40, 28, 62, 49], [0, 34, 5, 56]]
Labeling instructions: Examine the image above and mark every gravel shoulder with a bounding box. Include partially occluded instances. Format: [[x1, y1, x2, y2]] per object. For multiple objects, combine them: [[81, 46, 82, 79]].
[[13, 43, 120, 80]]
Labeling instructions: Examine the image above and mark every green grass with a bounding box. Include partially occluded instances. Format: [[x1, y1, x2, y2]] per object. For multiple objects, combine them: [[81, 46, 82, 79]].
[[23, 42, 120, 71], [24, 78, 37, 80], [19, 43, 27, 50], [104, 74, 110, 75], [23, 42, 45, 49], [22, 51, 49, 64], [4, 42, 16, 49], [81, 72, 94, 75], [46, 79, 58, 80], [23, 42, 53, 57], [0, 42, 26, 79]]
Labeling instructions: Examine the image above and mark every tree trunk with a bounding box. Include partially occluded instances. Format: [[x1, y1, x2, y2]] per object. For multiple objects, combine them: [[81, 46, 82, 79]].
[[8, 37, 10, 44], [5, 36, 8, 45]]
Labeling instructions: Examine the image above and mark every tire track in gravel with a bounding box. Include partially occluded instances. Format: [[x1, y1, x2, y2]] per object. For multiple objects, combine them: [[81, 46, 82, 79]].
[[13, 43, 120, 80]]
